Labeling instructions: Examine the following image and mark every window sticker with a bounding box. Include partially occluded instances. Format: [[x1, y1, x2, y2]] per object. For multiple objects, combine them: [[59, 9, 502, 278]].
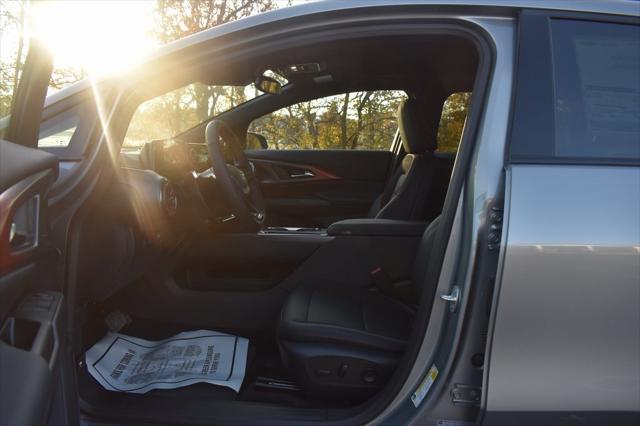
[[574, 37, 639, 136]]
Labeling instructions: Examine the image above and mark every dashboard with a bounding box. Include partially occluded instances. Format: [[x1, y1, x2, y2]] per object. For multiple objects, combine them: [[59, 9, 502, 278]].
[[138, 138, 236, 181], [101, 138, 231, 302], [141, 139, 211, 179], [120, 137, 241, 238]]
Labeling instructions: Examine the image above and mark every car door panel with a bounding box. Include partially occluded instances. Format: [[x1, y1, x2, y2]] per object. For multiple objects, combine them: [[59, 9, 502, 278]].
[[485, 165, 640, 425], [0, 37, 74, 425], [0, 291, 65, 426], [247, 149, 393, 227], [0, 140, 65, 426], [0, 341, 53, 426]]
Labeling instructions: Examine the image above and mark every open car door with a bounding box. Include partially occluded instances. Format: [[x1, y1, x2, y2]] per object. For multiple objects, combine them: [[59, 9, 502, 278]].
[[0, 41, 76, 425]]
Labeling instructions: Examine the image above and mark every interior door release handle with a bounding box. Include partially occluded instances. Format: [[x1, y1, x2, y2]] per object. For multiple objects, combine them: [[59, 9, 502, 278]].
[[289, 170, 315, 178], [440, 286, 460, 313]]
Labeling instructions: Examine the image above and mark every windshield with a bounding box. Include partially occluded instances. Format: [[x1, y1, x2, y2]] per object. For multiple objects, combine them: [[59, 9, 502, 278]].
[[123, 82, 262, 150]]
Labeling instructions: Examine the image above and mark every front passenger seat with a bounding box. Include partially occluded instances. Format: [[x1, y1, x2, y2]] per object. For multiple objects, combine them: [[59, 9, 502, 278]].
[[368, 98, 438, 221], [277, 217, 440, 397]]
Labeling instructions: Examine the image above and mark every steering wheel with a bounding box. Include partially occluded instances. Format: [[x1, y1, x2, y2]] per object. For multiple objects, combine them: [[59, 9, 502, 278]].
[[206, 120, 266, 231]]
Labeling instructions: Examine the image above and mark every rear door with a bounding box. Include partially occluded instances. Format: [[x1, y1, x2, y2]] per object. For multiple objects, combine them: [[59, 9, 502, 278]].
[[0, 41, 75, 425], [245, 90, 402, 228], [484, 13, 640, 425]]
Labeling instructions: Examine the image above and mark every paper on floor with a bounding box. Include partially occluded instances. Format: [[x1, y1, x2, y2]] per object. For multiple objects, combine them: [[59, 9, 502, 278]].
[[85, 329, 249, 394]]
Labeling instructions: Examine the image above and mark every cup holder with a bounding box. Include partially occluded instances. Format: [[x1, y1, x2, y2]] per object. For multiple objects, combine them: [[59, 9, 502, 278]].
[[0, 317, 41, 351]]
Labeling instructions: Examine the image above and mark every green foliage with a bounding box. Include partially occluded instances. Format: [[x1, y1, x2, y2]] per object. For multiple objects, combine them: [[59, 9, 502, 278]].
[[123, 0, 277, 148], [437, 92, 472, 152], [1, 0, 88, 119], [126, 89, 473, 154], [0, 62, 15, 118], [248, 91, 472, 152], [0, 0, 275, 120], [249, 91, 406, 151], [154, 0, 276, 44], [0, 0, 472, 155], [0, 0, 26, 118], [124, 83, 260, 148]]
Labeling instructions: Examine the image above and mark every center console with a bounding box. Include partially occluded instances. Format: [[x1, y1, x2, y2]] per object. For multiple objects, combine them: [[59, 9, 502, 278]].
[[262, 219, 429, 238], [261, 227, 326, 235]]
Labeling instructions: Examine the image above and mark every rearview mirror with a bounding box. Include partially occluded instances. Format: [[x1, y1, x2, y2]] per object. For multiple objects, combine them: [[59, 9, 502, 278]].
[[255, 75, 282, 95]]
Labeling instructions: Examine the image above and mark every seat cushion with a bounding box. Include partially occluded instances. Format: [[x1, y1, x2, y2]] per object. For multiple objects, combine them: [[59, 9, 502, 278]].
[[279, 285, 415, 354]]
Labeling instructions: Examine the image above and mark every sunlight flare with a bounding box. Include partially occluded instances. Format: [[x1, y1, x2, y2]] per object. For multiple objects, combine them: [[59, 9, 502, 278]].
[[31, 0, 158, 77]]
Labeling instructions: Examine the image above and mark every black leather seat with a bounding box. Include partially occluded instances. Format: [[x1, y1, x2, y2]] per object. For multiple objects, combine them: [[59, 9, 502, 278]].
[[277, 217, 440, 397], [279, 285, 415, 353], [368, 98, 438, 221]]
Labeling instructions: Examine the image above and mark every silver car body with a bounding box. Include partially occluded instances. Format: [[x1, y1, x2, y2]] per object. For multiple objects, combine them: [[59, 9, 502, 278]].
[[32, 1, 639, 424], [489, 165, 640, 413]]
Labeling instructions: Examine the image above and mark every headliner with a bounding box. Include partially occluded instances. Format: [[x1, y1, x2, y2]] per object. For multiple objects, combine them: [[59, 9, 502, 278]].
[[198, 34, 479, 97]]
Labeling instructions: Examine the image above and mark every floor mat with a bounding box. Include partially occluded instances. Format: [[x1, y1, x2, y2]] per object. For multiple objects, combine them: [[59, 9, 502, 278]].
[[80, 313, 339, 411], [85, 329, 249, 394]]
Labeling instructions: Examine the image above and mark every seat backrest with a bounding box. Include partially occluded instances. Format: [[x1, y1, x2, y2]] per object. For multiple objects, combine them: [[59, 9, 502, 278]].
[[411, 215, 441, 300], [369, 98, 439, 220]]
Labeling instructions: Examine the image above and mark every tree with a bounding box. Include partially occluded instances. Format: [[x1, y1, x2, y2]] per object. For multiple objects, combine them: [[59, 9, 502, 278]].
[[155, 0, 276, 44], [154, 0, 276, 122], [0, 0, 27, 118], [0, 0, 88, 119], [0, 0, 473, 155], [49, 67, 87, 91], [437, 92, 472, 152], [248, 90, 406, 151], [123, 0, 281, 146]]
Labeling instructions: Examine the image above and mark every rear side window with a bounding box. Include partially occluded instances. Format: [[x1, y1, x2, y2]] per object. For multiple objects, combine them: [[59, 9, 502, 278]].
[[436, 92, 471, 153], [510, 17, 640, 164], [553, 20, 639, 160]]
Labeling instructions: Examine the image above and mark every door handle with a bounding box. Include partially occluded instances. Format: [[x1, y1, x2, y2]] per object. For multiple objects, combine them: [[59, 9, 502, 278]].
[[440, 286, 460, 313], [289, 170, 315, 178]]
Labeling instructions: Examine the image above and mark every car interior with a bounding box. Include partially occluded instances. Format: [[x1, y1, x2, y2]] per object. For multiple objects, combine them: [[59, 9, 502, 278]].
[[46, 32, 479, 423]]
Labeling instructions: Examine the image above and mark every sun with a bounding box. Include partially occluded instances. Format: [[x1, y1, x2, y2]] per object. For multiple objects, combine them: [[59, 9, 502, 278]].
[[30, 0, 159, 77]]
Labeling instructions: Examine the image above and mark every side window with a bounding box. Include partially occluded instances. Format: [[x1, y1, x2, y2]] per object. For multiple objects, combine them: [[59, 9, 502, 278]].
[[510, 17, 640, 163], [38, 110, 80, 148], [436, 92, 471, 153], [248, 90, 406, 150], [551, 20, 639, 161]]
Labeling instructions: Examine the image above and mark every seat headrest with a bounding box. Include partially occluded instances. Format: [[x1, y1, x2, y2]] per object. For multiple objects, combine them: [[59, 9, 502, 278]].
[[397, 99, 437, 154]]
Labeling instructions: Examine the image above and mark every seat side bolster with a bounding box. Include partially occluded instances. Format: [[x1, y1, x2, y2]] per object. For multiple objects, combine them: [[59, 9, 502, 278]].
[[278, 320, 409, 353]]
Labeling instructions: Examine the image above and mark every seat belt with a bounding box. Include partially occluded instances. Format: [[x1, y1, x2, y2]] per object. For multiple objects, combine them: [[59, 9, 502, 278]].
[[381, 130, 406, 202]]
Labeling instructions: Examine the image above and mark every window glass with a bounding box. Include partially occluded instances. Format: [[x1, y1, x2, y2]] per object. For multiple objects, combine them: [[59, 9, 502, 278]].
[[123, 82, 261, 151], [38, 112, 80, 148], [552, 20, 639, 161], [436, 92, 471, 153], [249, 91, 406, 150]]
